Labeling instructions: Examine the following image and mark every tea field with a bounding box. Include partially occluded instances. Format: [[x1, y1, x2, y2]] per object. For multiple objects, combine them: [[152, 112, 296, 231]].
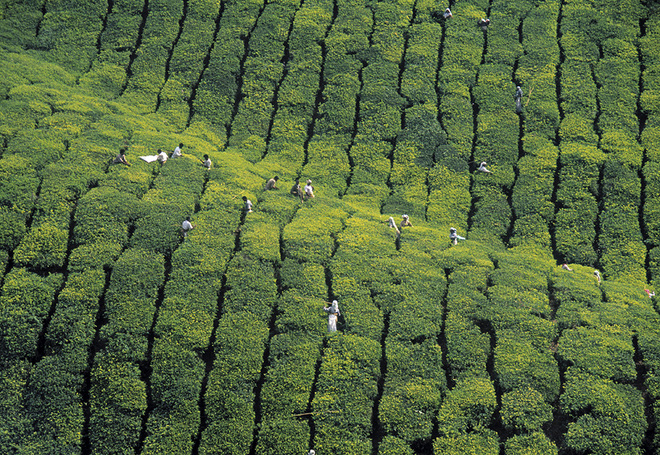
[[0, 0, 660, 453]]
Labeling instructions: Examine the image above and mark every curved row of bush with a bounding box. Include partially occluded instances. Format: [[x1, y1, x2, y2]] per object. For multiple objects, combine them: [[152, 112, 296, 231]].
[[261, 0, 333, 170], [593, 0, 646, 284], [431, 0, 485, 236], [226, 0, 302, 161], [300, 0, 372, 197], [191, 0, 267, 142], [155, 0, 224, 129], [510, 0, 560, 251], [120, 0, 184, 112]]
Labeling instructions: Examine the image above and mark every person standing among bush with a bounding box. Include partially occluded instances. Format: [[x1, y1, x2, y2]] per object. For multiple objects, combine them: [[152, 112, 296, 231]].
[[181, 216, 194, 237], [323, 300, 341, 332], [304, 179, 315, 199], [400, 214, 413, 228], [157, 149, 168, 164], [514, 85, 523, 114], [203, 154, 212, 169], [112, 148, 131, 166], [290, 179, 303, 201], [172, 142, 184, 159], [450, 227, 465, 245], [265, 176, 279, 190], [242, 196, 253, 213]]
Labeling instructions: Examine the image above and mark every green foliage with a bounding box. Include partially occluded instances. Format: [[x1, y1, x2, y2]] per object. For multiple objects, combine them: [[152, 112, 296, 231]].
[[500, 388, 553, 432], [0, 268, 63, 360], [13, 222, 68, 269], [495, 334, 560, 402], [89, 353, 146, 454], [504, 432, 558, 455], [379, 378, 442, 442], [436, 378, 497, 437], [561, 368, 646, 455], [433, 429, 499, 455], [378, 436, 414, 455], [558, 325, 636, 382]]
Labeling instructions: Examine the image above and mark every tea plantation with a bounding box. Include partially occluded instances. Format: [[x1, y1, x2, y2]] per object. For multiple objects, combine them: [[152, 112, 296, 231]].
[[0, 0, 660, 453]]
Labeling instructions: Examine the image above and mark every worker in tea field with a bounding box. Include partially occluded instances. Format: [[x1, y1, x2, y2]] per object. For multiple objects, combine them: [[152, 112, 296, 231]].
[[203, 154, 212, 169], [443, 7, 452, 18], [478, 18, 491, 30], [323, 300, 341, 332], [112, 148, 131, 166], [308, 450, 316, 455], [449, 227, 465, 245], [157, 149, 168, 164], [514, 86, 523, 114], [181, 216, 194, 237], [172, 142, 184, 158], [401, 214, 413, 228], [477, 161, 492, 173], [265, 176, 280, 190], [304, 179, 315, 199], [645, 289, 655, 298], [594, 269, 601, 284], [561, 263, 573, 271], [242, 196, 253, 213], [290, 178, 304, 201]]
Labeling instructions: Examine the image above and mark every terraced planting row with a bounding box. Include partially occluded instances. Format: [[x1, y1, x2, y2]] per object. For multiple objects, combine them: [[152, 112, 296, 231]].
[[0, 0, 659, 454]]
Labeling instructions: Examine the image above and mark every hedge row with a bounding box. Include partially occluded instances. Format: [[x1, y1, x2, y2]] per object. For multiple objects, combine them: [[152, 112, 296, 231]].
[[592, 0, 646, 284], [360, 0, 412, 213], [226, 0, 301, 161], [431, 1, 485, 234], [510, 0, 560, 250], [349, 2, 416, 214], [123, 150, 218, 453], [642, 7, 660, 292], [379, 257, 448, 448], [120, 0, 184, 112], [301, 0, 372, 197], [88, 247, 164, 454], [79, 0, 143, 98], [191, 0, 267, 141], [195, 182, 302, 454], [156, 0, 223, 129], [261, 0, 333, 169], [35, 0, 107, 74], [554, 0, 603, 266], [22, 269, 106, 453], [436, 246, 496, 452], [257, 195, 352, 453], [0, 0, 45, 48]]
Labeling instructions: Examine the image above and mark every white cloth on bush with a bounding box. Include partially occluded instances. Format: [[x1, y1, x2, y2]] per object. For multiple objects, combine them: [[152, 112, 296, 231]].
[[139, 155, 159, 163]]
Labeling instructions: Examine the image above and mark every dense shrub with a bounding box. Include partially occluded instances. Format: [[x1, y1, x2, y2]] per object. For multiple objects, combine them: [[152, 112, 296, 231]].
[[500, 388, 553, 432], [561, 368, 646, 455]]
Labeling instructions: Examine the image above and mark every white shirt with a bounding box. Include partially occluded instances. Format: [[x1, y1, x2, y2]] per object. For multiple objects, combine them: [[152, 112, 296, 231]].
[[203, 158, 212, 169], [304, 184, 314, 195], [158, 151, 168, 162], [172, 146, 182, 158], [245, 199, 253, 211], [182, 220, 193, 231]]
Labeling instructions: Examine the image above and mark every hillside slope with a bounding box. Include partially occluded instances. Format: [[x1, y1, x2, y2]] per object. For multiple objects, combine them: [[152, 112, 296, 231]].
[[0, 0, 659, 454]]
